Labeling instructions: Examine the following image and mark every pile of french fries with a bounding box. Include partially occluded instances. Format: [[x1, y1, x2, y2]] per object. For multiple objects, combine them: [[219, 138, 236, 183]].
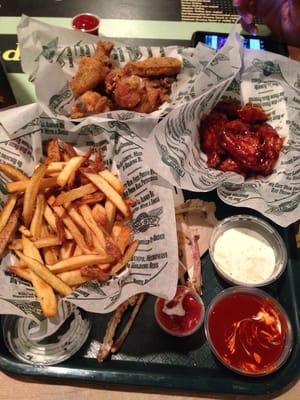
[[0, 139, 138, 318]]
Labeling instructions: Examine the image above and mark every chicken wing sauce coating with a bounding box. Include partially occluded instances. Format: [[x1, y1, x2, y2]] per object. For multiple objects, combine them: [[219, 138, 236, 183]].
[[69, 41, 181, 117], [199, 100, 283, 178]]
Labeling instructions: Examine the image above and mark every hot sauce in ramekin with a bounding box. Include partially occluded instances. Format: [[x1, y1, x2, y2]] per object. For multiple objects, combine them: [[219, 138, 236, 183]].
[[205, 287, 293, 376]]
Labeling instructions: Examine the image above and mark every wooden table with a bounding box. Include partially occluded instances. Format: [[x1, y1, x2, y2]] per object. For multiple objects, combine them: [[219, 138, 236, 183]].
[[0, 3, 299, 399]]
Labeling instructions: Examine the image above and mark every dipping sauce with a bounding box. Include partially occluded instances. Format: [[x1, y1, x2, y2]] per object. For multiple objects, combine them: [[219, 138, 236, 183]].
[[72, 13, 100, 35], [155, 286, 204, 337], [206, 288, 292, 376], [213, 227, 275, 285]]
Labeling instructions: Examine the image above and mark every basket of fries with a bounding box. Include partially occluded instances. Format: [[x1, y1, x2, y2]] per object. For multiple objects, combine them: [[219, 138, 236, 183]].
[[0, 109, 178, 326]]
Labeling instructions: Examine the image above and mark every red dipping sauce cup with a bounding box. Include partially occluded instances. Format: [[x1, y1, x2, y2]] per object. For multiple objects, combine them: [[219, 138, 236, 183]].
[[205, 287, 293, 377], [72, 13, 100, 35], [154, 286, 205, 337]]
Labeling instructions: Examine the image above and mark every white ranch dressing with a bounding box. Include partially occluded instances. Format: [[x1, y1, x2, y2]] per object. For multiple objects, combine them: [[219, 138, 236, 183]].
[[213, 227, 276, 284]]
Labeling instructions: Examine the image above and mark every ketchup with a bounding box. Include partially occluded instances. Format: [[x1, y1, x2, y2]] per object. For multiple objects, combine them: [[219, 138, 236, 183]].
[[207, 291, 289, 374], [155, 286, 204, 336], [72, 14, 100, 35]]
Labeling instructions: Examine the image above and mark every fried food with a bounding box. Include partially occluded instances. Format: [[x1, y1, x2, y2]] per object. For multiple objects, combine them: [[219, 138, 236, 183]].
[[69, 40, 182, 117], [0, 208, 20, 257], [70, 57, 111, 98], [199, 101, 284, 178], [70, 91, 110, 119], [0, 140, 139, 318], [123, 57, 182, 77], [113, 74, 169, 113]]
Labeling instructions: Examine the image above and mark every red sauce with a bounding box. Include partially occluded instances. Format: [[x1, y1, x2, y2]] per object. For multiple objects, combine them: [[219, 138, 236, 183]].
[[155, 286, 203, 336], [208, 292, 288, 374], [72, 14, 100, 34]]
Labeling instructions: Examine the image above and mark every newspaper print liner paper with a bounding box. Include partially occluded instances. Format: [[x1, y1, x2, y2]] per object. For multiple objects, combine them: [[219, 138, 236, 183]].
[[0, 104, 178, 326], [17, 15, 215, 122], [144, 33, 300, 227]]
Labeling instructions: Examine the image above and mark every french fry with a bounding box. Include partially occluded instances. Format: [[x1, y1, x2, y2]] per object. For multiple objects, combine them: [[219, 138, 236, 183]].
[[45, 162, 66, 175], [111, 240, 139, 274], [59, 241, 75, 260], [99, 170, 124, 194], [105, 200, 117, 232], [8, 265, 32, 282], [30, 194, 46, 239], [44, 204, 72, 240], [52, 205, 92, 254], [56, 156, 84, 187], [84, 173, 129, 217], [66, 206, 94, 247], [73, 245, 83, 256], [48, 254, 114, 274], [46, 138, 61, 162], [57, 270, 90, 286], [80, 191, 105, 205], [0, 208, 20, 258], [112, 221, 123, 242], [54, 183, 97, 205], [92, 203, 109, 231], [63, 143, 77, 158], [16, 250, 72, 297], [0, 163, 29, 181], [41, 224, 58, 266], [22, 236, 58, 318], [0, 194, 18, 233], [9, 236, 62, 251], [7, 177, 57, 193], [116, 226, 132, 254], [19, 225, 32, 237], [78, 204, 106, 249], [23, 164, 48, 226]]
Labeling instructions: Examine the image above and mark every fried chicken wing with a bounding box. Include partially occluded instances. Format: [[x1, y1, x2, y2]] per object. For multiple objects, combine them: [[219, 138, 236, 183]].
[[123, 57, 182, 77], [113, 75, 169, 113], [70, 91, 110, 118], [93, 40, 114, 67], [70, 56, 111, 98], [104, 68, 125, 94]]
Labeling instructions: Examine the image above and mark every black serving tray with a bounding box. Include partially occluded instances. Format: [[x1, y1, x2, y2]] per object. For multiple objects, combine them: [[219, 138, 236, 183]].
[[0, 190, 299, 396]]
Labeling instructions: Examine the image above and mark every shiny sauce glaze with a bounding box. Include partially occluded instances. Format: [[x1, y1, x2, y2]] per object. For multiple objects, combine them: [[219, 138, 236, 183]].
[[72, 14, 99, 31], [208, 293, 288, 373], [156, 286, 203, 336]]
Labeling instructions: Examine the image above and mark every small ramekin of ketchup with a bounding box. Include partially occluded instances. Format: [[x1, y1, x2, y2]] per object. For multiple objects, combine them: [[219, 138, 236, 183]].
[[72, 13, 100, 35], [154, 286, 205, 337], [205, 287, 293, 376]]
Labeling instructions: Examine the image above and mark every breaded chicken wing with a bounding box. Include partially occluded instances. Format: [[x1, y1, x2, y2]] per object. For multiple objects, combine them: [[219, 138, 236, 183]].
[[70, 56, 110, 98], [93, 40, 114, 66], [70, 91, 110, 118], [123, 57, 182, 77], [113, 75, 169, 113]]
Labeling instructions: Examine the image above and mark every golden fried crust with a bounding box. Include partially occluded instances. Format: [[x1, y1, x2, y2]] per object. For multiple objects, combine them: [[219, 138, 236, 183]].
[[95, 40, 114, 57], [123, 57, 182, 77], [70, 91, 110, 118], [70, 57, 110, 98]]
